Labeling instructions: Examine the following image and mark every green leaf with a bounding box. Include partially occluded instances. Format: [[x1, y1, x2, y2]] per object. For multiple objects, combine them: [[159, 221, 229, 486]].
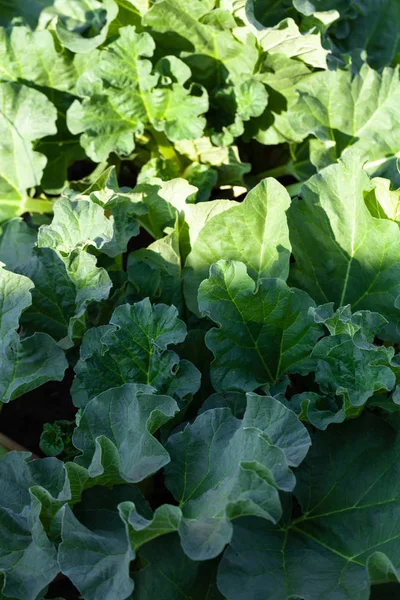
[[310, 303, 389, 342], [134, 177, 197, 239], [67, 26, 208, 162], [246, 53, 312, 146], [72, 299, 200, 406], [59, 487, 139, 600], [164, 392, 311, 559], [0, 452, 66, 600], [365, 177, 400, 223], [198, 261, 321, 392], [0, 331, 68, 402], [134, 535, 224, 599], [73, 383, 179, 484], [53, 0, 119, 53], [245, 10, 329, 68], [0, 219, 36, 271], [338, 0, 400, 70], [38, 195, 113, 252], [143, 0, 259, 86], [127, 218, 184, 312], [0, 82, 57, 222], [0, 265, 68, 402], [312, 334, 395, 406], [218, 412, 400, 600], [0, 26, 77, 91], [288, 153, 400, 340], [0, 264, 33, 339], [288, 64, 400, 178], [184, 178, 292, 314]]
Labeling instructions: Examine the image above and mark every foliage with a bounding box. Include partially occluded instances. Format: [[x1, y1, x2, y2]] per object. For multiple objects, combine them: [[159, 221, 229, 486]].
[[1, 1, 400, 599]]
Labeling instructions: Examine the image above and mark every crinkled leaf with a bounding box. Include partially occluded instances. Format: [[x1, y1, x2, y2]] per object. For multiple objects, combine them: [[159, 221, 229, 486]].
[[72, 298, 200, 406], [67, 26, 208, 162], [310, 303, 388, 342], [198, 261, 321, 392], [313, 334, 395, 406], [38, 195, 113, 253]]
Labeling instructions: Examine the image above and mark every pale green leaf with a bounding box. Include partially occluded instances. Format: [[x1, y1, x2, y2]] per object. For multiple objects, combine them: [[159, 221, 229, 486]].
[[184, 178, 291, 314], [288, 153, 400, 340], [0, 82, 57, 222]]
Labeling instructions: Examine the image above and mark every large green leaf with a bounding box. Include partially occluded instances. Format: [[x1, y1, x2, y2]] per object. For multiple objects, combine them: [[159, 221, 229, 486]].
[[0, 82, 57, 222], [288, 64, 400, 179], [72, 298, 200, 406], [67, 26, 208, 162], [218, 413, 400, 600], [0, 26, 77, 91], [198, 261, 321, 392], [184, 178, 291, 314], [164, 393, 310, 560], [73, 383, 179, 484], [288, 154, 400, 340], [134, 535, 224, 599]]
